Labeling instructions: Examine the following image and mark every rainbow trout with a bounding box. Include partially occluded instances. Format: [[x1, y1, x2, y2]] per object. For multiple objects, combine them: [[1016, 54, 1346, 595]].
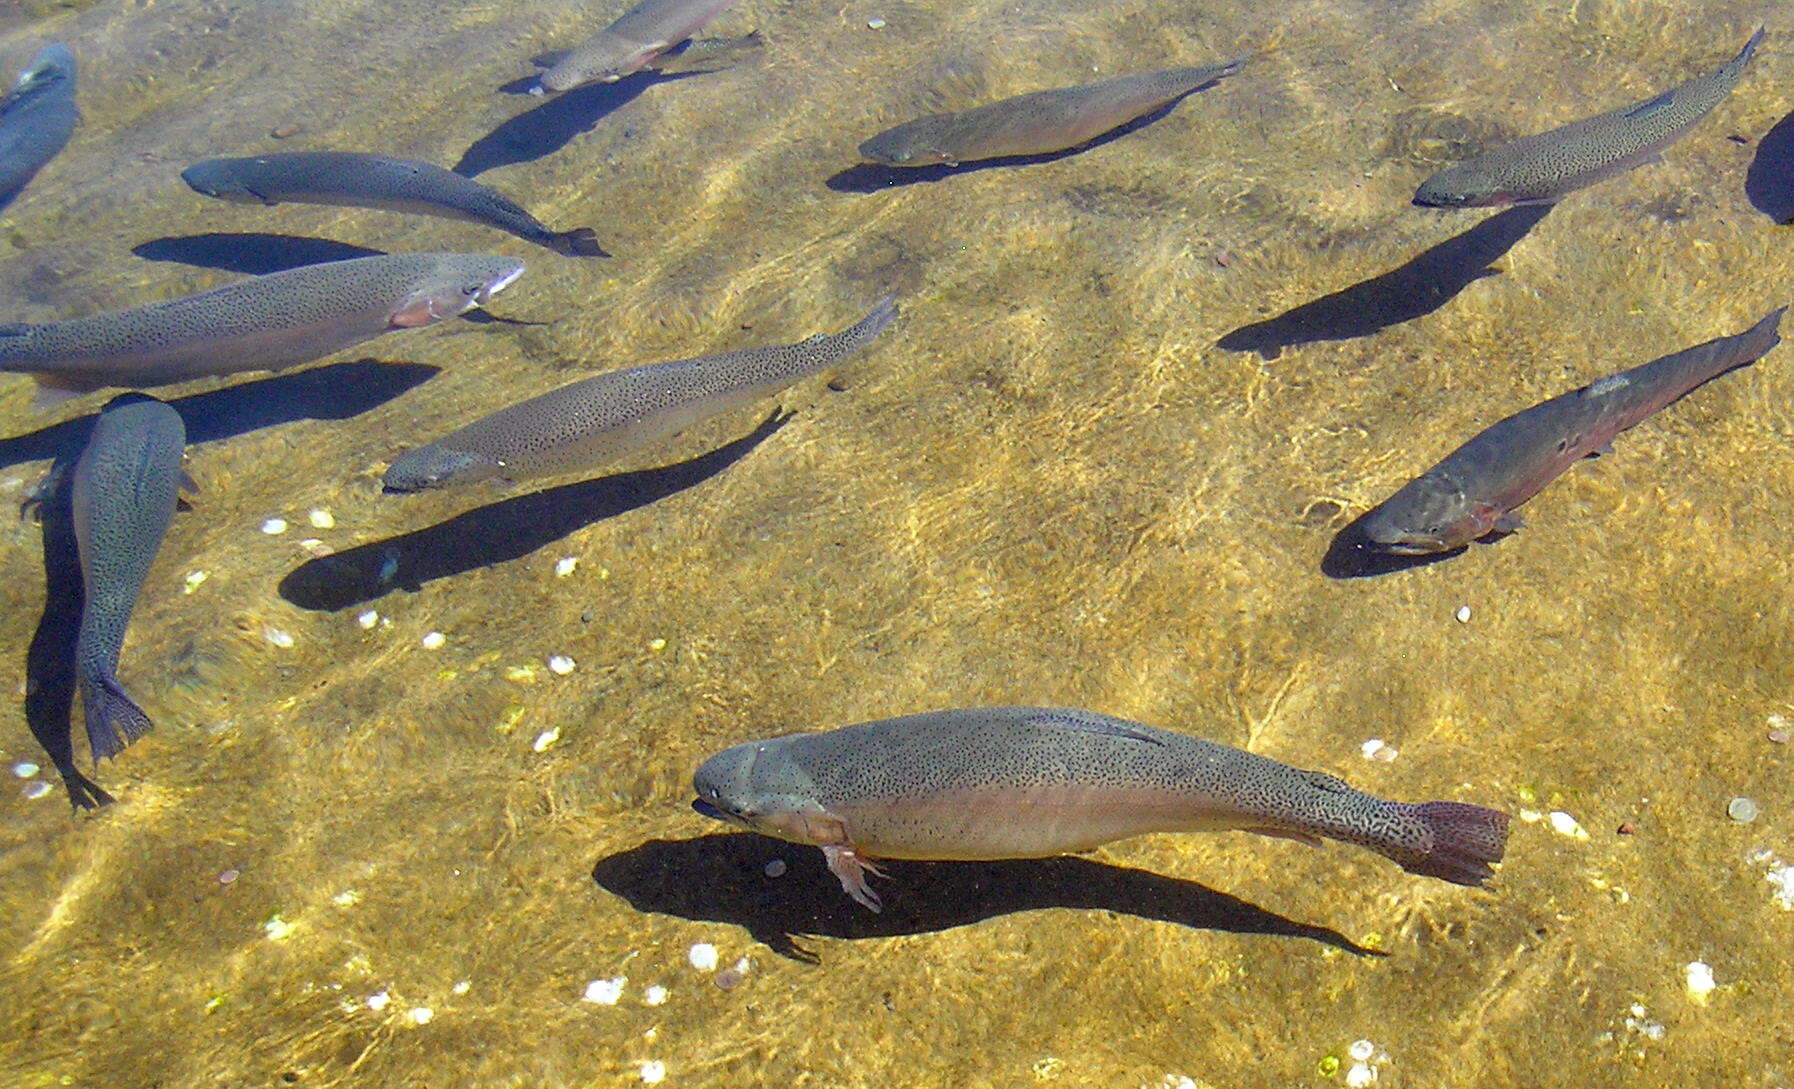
[[692, 706, 1509, 911], [182, 153, 605, 257], [540, 0, 738, 92], [1361, 307, 1784, 554], [858, 59, 1245, 167], [70, 396, 186, 763], [0, 253, 524, 407], [384, 296, 896, 491], [0, 43, 76, 203], [1414, 28, 1764, 207]]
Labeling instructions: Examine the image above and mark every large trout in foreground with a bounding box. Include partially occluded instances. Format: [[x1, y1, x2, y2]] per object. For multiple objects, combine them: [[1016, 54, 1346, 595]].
[[1361, 307, 1784, 554], [692, 706, 1509, 911]]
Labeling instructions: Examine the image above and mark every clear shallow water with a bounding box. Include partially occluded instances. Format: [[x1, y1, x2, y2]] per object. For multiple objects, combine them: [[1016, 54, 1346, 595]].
[[0, 1, 1791, 1086]]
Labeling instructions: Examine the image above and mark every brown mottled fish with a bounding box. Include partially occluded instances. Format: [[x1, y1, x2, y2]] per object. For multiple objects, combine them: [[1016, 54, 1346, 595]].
[[1414, 28, 1763, 207], [692, 706, 1509, 911], [1361, 307, 1783, 554], [70, 395, 186, 764], [383, 296, 896, 492], [0, 253, 524, 407], [540, 0, 739, 92], [858, 58, 1246, 167]]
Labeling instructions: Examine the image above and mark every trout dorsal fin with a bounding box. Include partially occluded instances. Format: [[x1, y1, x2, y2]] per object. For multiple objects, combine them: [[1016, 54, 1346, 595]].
[[1028, 711, 1166, 746], [1625, 90, 1675, 119]]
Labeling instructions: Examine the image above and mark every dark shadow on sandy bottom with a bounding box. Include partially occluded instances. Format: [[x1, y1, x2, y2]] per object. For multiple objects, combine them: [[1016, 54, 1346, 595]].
[[131, 233, 385, 275], [21, 461, 112, 810], [1321, 511, 1469, 579], [0, 360, 439, 471], [825, 97, 1203, 193], [1747, 108, 1794, 224], [592, 832, 1379, 963], [1217, 204, 1553, 360], [278, 411, 789, 612], [455, 71, 707, 178]]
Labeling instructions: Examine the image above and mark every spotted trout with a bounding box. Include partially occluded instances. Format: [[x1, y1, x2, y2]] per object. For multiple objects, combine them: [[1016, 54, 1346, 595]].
[[858, 58, 1245, 167], [1414, 28, 1764, 207], [540, 0, 738, 92], [0, 43, 76, 204], [181, 152, 605, 257], [0, 253, 524, 407], [692, 706, 1509, 911], [383, 295, 896, 491], [70, 395, 186, 763], [1360, 307, 1784, 554]]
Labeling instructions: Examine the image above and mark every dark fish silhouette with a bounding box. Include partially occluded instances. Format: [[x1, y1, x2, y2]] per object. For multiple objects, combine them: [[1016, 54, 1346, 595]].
[[0, 43, 76, 205]]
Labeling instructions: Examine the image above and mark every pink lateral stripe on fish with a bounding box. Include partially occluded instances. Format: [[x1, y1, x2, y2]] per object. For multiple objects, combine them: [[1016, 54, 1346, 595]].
[[692, 706, 1509, 912], [1360, 307, 1784, 555]]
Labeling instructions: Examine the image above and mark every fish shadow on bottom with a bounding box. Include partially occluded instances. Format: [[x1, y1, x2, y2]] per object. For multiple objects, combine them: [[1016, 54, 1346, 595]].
[[278, 410, 790, 612], [1746, 108, 1794, 223], [0, 359, 440, 472], [1215, 204, 1552, 360], [131, 234, 386, 277], [20, 462, 111, 810], [455, 70, 710, 178], [592, 833, 1379, 963], [824, 98, 1196, 194], [1320, 511, 1472, 579]]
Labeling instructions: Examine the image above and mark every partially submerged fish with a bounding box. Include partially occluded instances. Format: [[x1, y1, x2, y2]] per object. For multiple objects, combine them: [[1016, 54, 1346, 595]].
[[0, 253, 525, 406], [692, 706, 1509, 911], [1414, 28, 1764, 207], [70, 395, 186, 763], [182, 152, 605, 257], [1361, 307, 1784, 554], [858, 59, 1245, 167], [540, 0, 738, 92], [384, 295, 896, 492], [0, 43, 77, 203]]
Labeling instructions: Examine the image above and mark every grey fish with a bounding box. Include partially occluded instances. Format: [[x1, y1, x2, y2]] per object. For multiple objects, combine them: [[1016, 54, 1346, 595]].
[[0, 253, 525, 407], [858, 59, 1245, 167], [181, 152, 605, 257], [0, 43, 76, 203], [1361, 307, 1784, 554], [693, 706, 1510, 911], [384, 296, 896, 492], [1414, 28, 1764, 207], [541, 0, 739, 92], [70, 395, 186, 763]]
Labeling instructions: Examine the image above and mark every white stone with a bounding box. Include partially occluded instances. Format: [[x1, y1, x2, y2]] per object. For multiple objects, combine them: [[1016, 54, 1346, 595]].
[[1685, 961, 1716, 1003], [308, 509, 335, 529], [688, 942, 719, 971], [867, 17, 886, 29], [533, 726, 561, 753], [1547, 810, 1588, 840], [555, 556, 578, 577], [1348, 1040, 1376, 1062], [643, 984, 668, 1006], [548, 654, 576, 675], [1345, 1062, 1376, 1088], [357, 610, 379, 630], [183, 570, 209, 594], [22, 781, 51, 800], [639, 1060, 667, 1085], [264, 626, 295, 649], [421, 631, 445, 650], [451, 980, 471, 996], [365, 990, 390, 1011], [260, 518, 288, 535], [1455, 605, 1471, 623], [582, 977, 626, 1005], [407, 1006, 433, 1025], [12, 761, 38, 778]]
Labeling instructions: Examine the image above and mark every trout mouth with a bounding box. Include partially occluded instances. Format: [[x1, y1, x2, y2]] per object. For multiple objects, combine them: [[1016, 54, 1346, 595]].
[[691, 797, 750, 828]]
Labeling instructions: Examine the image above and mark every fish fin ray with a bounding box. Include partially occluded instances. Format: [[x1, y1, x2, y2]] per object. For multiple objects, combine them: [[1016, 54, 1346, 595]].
[[81, 672, 154, 765], [821, 844, 885, 913], [1027, 711, 1166, 746], [1625, 90, 1675, 120]]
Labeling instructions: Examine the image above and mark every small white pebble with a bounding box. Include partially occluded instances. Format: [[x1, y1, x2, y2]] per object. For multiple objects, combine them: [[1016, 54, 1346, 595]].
[[532, 726, 561, 753], [263, 915, 297, 940], [1455, 604, 1471, 623], [1548, 810, 1589, 840], [648, 637, 667, 652], [1348, 1040, 1376, 1062], [643, 984, 668, 1006], [12, 761, 39, 778], [1685, 961, 1716, 1004], [260, 517, 288, 535], [451, 980, 471, 996], [183, 570, 209, 594], [1161, 1078, 1197, 1089], [867, 16, 886, 28], [555, 556, 578, 577], [639, 1060, 667, 1085], [421, 631, 445, 650], [22, 781, 52, 800], [688, 942, 719, 971], [1359, 739, 1397, 762], [1765, 864, 1794, 910], [263, 627, 295, 649], [333, 889, 361, 907], [1345, 1063, 1377, 1089], [407, 1006, 433, 1025], [731, 956, 752, 977], [583, 976, 626, 1005], [308, 509, 335, 529], [357, 610, 379, 630], [764, 859, 788, 878], [365, 990, 390, 1012], [548, 654, 576, 676]]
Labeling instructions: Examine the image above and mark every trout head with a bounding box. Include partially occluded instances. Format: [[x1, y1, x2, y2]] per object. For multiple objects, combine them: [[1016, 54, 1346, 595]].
[[1413, 161, 1516, 209], [1360, 472, 1486, 554], [858, 124, 955, 168], [387, 256, 526, 327], [180, 160, 265, 203], [692, 742, 836, 845], [15, 44, 74, 94]]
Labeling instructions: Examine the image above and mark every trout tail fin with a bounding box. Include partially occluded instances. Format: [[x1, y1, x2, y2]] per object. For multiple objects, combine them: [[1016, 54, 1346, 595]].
[[80, 671, 154, 765], [1386, 801, 1509, 887], [547, 227, 608, 258]]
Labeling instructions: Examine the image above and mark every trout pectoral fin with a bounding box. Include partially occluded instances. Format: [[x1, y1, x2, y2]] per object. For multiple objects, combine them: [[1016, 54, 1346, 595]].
[[1245, 827, 1323, 848], [821, 844, 886, 913], [389, 298, 441, 328], [1492, 511, 1524, 535]]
